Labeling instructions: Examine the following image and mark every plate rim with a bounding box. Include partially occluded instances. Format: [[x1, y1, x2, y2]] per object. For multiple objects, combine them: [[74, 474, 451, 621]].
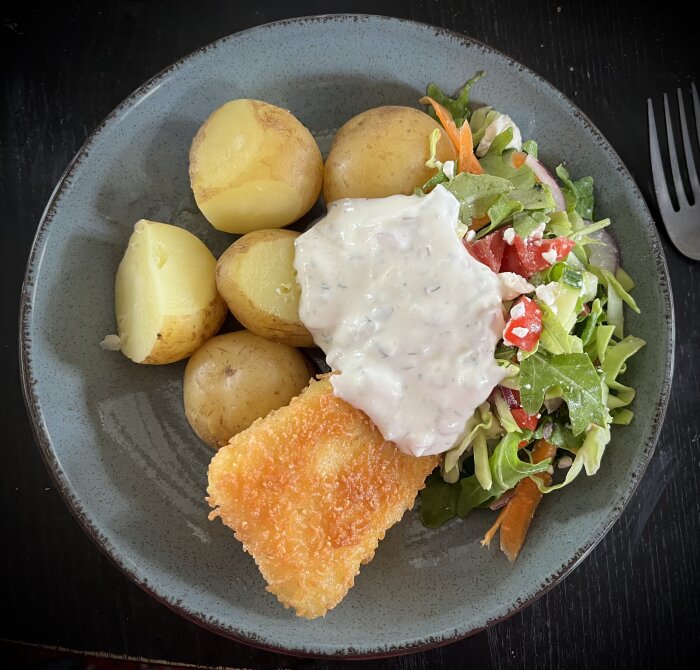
[[18, 13, 675, 659]]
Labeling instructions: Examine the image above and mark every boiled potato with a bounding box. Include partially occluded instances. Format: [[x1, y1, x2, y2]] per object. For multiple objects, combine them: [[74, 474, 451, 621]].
[[114, 219, 226, 364], [216, 229, 314, 347], [189, 99, 323, 234], [183, 331, 312, 448], [323, 106, 457, 202]]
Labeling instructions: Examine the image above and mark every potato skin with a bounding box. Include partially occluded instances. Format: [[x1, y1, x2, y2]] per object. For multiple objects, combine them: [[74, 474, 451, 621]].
[[189, 99, 323, 233], [216, 229, 314, 347], [323, 106, 457, 203], [183, 331, 312, 449], [142, 295, 227, 365]]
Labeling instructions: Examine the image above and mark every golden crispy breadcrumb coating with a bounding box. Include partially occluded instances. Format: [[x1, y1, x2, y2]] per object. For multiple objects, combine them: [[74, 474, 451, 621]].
[[207, 378, 438, 618]]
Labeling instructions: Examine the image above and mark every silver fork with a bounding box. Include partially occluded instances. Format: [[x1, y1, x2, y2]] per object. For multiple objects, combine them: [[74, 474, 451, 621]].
[[647, 83, 700, 261]]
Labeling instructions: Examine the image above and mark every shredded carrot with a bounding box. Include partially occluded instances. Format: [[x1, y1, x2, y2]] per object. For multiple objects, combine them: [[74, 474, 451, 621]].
[[469, 215, 491, 231], [480, 506, 507, 548], [419, 96, 483, 175], [458, 120, 484, 175], [481, 439, 557, 562], [419, 96, 461, 153], [512, 151, 527, 168]]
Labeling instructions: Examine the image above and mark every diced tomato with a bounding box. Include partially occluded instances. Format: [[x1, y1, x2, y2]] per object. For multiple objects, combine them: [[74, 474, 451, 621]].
[[465, 229, 505, 273], [498, 386, 540, 432], [499, 235, 575, 278], [503, 296, 542, 352], [511, 408, 540, 432]]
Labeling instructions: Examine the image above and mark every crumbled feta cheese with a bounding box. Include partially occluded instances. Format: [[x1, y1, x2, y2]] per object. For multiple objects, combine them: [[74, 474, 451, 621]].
[[442, 160, 455, 180], [542, 248, 558, 265], [510, 301, 526, 319], [511, 326, 529, 338], [535, 282, 558, 306], [503, 227, 516, 245], [498, 272, 535, 300], [100, 334, 121, 351], [465, 229, 476, 243], [528, 222, 546, 240], [547, 465, 555, 475], [557, 456, 573, 469]]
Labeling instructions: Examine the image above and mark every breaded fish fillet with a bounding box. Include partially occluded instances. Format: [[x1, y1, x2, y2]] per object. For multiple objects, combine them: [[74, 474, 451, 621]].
[[207, 378, 438, 619]]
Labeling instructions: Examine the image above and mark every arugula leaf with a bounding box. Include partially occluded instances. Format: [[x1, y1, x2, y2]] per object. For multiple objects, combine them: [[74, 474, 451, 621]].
[[419, 473, 460, 528], [425, 71, 485, 126], [535, 420, 584, 452], [538, 302, 584, 355], [475, 196, 524, 237], [443, 172, 513, 222], [556, 164, 595, 219], [520, 351, 607, 435], [420, 170, 449, 192]]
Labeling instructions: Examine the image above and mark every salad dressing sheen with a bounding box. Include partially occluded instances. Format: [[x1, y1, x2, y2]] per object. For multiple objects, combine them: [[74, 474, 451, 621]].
[[294, 186, 505, 457]]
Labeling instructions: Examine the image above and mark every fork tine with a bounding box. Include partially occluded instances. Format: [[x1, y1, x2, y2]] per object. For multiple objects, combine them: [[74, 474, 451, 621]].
[[648, 98, 674, 216], [663, 93, 689, 207], [678, 88, 700, 200], [692, 82, 700, 146]]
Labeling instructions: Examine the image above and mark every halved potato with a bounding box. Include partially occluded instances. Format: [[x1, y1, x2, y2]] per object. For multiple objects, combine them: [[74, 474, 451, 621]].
[[216, 229, 313, 347], [114, 219, 226, 364], [189, 99, 323, 234]]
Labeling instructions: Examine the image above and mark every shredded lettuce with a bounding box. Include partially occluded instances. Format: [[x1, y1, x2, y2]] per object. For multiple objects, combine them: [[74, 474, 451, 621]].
[[487, 127, 514, 155], [570, 218, 611, 241], [556, 164, 595, 219], [522, 139, 538, 158], [546, 210, 573, 237], [537, 423, 611, 492], [441, 403, 502, 484]]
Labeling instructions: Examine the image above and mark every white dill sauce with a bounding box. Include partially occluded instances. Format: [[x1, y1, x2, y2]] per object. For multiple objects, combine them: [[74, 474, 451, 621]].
[[294, 185, 505, 457]]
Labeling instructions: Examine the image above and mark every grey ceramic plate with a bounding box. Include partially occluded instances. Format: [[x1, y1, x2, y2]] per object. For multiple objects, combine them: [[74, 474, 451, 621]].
[[20, 15, 673, 658]]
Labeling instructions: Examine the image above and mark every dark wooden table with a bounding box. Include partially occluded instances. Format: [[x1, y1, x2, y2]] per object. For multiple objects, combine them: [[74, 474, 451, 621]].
[[2, 1, 698, 668]]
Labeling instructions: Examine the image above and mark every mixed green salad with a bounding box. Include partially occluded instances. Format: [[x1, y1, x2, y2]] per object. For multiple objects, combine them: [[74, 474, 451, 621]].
[[417, 73, 645, 560]]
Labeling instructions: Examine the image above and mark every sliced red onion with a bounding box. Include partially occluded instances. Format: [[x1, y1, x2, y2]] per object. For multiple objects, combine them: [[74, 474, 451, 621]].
[[587, 227, 619, 273], [524, 153, 566, 211], [489, 488, 516, 510]]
